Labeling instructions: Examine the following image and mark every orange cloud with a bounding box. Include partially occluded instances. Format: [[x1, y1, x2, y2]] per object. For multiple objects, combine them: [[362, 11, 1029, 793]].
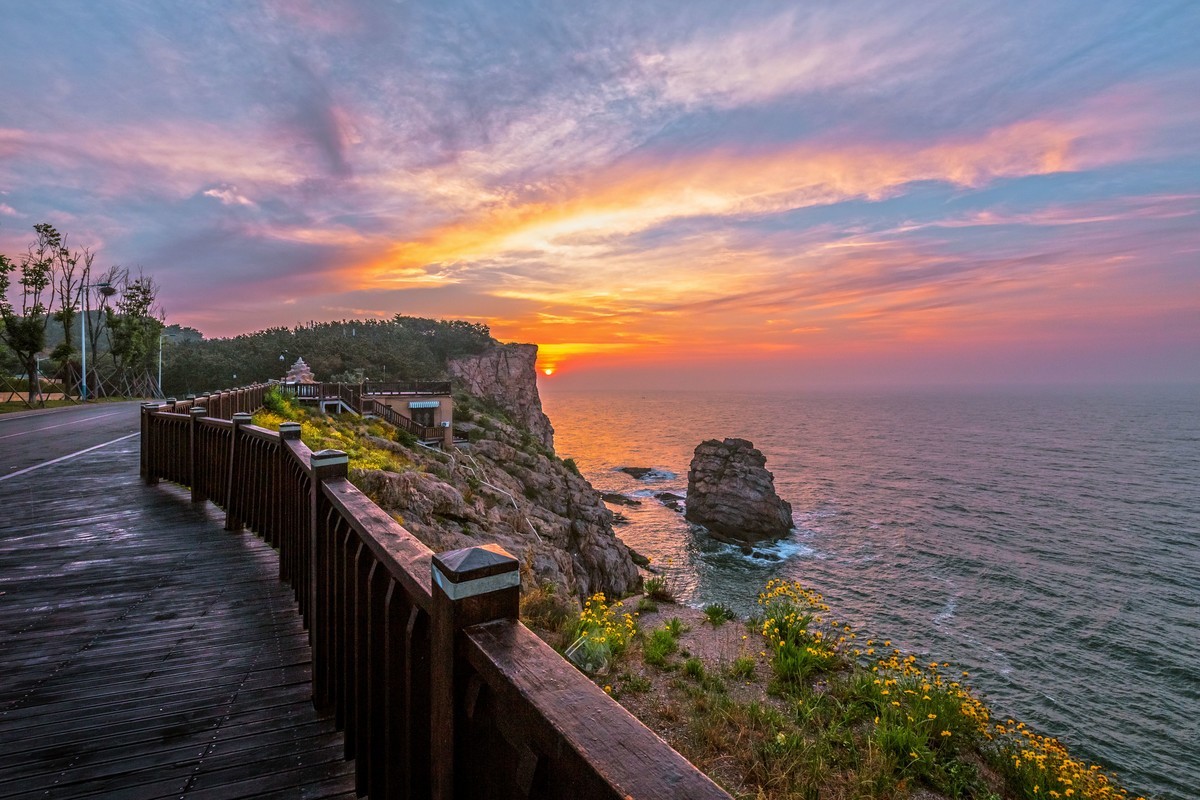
[[354, 114, 1130, 289]]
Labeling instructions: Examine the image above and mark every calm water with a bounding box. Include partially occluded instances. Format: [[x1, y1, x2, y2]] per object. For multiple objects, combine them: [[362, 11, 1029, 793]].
[[542, 386, 1199, 800]]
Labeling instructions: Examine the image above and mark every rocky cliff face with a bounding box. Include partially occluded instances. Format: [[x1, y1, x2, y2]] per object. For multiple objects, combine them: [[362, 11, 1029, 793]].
[[355, 415, 639, 600], [685, 438, 794, 545], [449, 344, 554, 450], [352, 343, 638, 601]]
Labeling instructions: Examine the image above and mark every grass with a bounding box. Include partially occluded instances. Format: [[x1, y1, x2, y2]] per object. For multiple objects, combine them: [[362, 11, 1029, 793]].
[[519, 583, 575, 639], [727, 656, 756, 680], [0, 396, 133, 414], [703, 602, 738, 627], [0, 399, 77, 414], [643, 626, 680, 668], [644, 575, 676, 603], [557, 579, 1145, 800], [252, 396, 413, 475], [636, 597, 659, 613]]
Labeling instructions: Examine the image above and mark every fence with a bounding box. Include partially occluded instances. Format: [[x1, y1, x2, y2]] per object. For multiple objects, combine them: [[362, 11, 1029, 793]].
[[141, 388, 731, 800]]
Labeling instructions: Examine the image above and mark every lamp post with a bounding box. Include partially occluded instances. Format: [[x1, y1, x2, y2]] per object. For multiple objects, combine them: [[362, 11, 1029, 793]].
[[157, 331, 174, 399], [80, 280, 116, 402], [34, 353, 47, 404]]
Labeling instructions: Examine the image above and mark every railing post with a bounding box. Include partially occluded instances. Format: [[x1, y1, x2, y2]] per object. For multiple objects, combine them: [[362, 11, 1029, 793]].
[[140, 402, 159, 485], [430, 544, 520, 800], [190, 407, 208, 503], [225, 411, 252, 531], [310, 448, 349, 713]]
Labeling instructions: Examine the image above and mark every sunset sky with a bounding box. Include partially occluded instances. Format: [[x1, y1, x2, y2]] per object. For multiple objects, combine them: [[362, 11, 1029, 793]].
[[2, 1, 1197, 388]]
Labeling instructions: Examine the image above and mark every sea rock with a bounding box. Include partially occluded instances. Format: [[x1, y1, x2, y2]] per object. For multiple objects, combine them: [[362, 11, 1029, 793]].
[[655, 492, 685, 512], [601, 492, 642, 506], [449, 343, 555, 450], [619, 467, 654, 479], [685, 438, 793, 545]]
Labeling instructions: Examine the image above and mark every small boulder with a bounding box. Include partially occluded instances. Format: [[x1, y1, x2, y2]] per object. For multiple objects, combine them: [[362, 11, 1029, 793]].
[[685, 438, 793, 545], [619, 467, 655, 479], [601, 492, 642, 506], [655, 492, 686, 513]]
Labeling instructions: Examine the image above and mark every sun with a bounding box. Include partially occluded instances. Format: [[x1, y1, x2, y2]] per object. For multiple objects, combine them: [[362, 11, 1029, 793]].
[[542, 367, 556, 376]]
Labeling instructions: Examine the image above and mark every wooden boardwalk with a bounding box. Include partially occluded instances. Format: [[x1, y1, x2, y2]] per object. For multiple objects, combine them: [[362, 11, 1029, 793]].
[[0, 436, 356, 799]]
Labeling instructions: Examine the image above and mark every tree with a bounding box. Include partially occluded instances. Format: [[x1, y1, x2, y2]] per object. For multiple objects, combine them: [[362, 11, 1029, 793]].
[[50, 246, 90, 367], [1, 224, 169, 404], [0, 224, 70, 405], [105, 272, 163, 395]]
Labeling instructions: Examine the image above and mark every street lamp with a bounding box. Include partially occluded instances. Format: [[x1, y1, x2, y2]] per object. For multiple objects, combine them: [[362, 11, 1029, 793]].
[[80, 280, 116, 402], [157, 331, 176, 399], [34, 352, 48, 404]]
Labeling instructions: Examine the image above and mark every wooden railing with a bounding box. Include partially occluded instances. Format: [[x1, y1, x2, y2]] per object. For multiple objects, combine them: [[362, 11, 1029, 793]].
[[141, 389, 730, 800], [361, 397, 443, 441], [277, 380, 452, 403], [363, 380, 452, 396]]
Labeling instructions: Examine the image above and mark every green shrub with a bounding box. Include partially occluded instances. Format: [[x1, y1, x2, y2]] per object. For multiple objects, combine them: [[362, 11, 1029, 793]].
[[664, 617, 688, 637], [565, 594, 637, 674], [636, 597, 659, 613], [728, 656, 756, 680], [620, 674, 652, 694], [644, 576, 675, 603], [643, 627, 679, 668], [562, 457, 582, 476], [703, 603, 738, 627], [263, 386, 301, 419], [683, 657, 706, 681]]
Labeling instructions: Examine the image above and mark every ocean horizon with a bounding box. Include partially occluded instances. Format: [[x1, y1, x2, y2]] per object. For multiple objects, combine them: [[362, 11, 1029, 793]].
[[542, 384, 1199, 800]]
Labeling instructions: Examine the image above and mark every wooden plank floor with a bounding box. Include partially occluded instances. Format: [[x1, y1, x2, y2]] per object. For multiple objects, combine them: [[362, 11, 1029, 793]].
[[0, 436, 357, 799]]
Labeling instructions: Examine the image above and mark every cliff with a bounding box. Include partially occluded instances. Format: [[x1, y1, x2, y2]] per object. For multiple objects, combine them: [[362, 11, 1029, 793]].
[[448, 344, 555, 450], [352, 343, 638, 601]]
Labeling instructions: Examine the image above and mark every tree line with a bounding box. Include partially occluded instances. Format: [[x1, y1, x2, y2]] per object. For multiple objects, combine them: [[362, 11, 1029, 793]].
[[0, 223, 163, 405], [159, 317, 495, 397]]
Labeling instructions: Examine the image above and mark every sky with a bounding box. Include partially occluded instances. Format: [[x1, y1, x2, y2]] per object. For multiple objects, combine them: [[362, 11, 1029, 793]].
[[2, 1, 1198, 389]]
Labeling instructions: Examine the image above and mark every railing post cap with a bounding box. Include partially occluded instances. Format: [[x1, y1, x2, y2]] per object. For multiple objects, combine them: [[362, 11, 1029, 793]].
[[433, 543, 518, 584], [190, 406, 207, 416], [279, 421, 302, 439], [311, 449, 348, 467], [185, 393, 196, 399], [231, 411, 253, 424], [165, 397, 177, 403]]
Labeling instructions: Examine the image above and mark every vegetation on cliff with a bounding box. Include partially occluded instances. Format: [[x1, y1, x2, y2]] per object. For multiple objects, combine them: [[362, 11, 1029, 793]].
[[548, 582, 1146, 800], [253, 384, 639, 603]]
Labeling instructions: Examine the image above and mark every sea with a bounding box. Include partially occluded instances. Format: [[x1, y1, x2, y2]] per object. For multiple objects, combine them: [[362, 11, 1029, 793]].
[[541, 385, 1199, 800]]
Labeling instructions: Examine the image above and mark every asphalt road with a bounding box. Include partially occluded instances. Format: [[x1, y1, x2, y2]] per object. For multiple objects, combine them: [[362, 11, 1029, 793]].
[[0, 401, 146, 482]]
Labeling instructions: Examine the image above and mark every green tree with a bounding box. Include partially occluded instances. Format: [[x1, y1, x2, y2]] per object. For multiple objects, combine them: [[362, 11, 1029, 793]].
[[105, 273, 163, 385], [0, 224, 71, 404]]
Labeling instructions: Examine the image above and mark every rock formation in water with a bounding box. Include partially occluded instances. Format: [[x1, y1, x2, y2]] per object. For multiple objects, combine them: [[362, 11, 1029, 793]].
[[448, 344, 554, 450], [685, 438, 793, 545]]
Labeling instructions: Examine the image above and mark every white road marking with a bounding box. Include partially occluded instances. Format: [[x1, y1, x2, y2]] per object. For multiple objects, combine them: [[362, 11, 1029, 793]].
[[0, 432, 140, 482]]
